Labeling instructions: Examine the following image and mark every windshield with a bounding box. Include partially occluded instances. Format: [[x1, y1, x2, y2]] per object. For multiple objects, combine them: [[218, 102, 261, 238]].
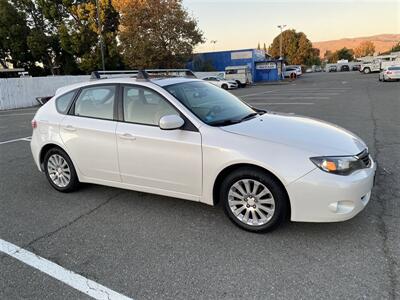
[[164, 81, 257, 126]]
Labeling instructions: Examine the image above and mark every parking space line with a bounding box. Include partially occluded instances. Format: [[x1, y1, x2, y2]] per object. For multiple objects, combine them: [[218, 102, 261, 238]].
[[0, 113, 36, 117], [240, 91, 274, 97], [246, 96, 329, 100], [251, 102, 314, 105], [0, 238, 133, 300], [0, 136, 32, 145]]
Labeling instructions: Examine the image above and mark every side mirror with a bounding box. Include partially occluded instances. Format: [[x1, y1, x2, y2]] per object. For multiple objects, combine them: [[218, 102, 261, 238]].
[[159, 114, 185, 130]]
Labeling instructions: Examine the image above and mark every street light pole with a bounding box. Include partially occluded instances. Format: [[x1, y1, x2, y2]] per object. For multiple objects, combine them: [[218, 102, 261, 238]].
[[95, 0, 105, 71], [277, 25, 286, 59], [210, 40, 217, 51]]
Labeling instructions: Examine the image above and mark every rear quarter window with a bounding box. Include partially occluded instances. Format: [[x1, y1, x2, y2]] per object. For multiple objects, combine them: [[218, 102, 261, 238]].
[[56, 91, 76, 114]]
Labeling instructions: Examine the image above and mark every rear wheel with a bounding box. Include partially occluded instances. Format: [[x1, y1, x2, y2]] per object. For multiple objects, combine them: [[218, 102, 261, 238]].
[[44, 148, 79, 192], [364, 68, 371, 74], [220, 167, 288, 233]]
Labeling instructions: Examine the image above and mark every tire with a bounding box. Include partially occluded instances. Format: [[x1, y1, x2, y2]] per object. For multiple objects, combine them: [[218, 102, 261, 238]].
[[364, 68, 371, 74], [221, 84, 228, 90], [220, 167, 288, 233], [44, 148, 79, 192]]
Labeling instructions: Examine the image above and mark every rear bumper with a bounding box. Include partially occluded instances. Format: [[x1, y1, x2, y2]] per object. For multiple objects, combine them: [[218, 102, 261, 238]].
[[287, 159, 376, 222]]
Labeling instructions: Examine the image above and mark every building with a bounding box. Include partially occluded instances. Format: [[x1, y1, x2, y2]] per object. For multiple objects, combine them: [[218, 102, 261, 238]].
[[187, 49, 283, 82]]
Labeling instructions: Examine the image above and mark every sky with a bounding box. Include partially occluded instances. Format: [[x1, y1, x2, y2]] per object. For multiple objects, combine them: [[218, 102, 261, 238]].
[[182, 0, 400, 52]]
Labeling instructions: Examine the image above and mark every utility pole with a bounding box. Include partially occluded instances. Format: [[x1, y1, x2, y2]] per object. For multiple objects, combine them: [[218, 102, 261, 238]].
[[95, 0, 105, 71], [277, 25, 286, 59], [210, 40, 217, 51]]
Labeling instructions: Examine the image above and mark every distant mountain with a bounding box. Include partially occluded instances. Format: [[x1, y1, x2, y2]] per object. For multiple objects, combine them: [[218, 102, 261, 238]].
[[313, 34, 400, 57]]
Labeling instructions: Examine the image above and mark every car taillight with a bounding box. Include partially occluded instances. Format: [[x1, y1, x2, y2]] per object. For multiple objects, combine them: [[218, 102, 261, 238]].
[[386, 71, 392, 74], [31, 119, 37, 129]]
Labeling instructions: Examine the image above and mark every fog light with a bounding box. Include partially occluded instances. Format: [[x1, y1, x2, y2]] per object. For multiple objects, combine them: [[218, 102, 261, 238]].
[[328, 201, 355, 214]]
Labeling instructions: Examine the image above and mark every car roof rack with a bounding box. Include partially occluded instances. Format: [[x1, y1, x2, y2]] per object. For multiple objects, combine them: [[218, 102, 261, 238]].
[[90, 69, 197, 81]]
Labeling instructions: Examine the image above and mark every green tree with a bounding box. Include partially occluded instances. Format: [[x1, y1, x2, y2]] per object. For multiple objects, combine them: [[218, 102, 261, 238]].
[[391, 42, 400, 52], [268, 29, 314, 65], [257, 42, 260, 50], [0, 0, 32, 70], [118, 0, 204, 68], [335, 47, 354, 61]]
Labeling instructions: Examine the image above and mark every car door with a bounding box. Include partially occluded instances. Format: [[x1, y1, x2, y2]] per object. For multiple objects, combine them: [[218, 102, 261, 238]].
[[60, 84, 120, 182], [116, 84, 202, 197]]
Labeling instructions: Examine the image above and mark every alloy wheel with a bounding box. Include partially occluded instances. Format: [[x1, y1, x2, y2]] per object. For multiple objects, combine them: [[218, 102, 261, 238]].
[[228, 179, 275, 226], [47, 154, 71, 188]]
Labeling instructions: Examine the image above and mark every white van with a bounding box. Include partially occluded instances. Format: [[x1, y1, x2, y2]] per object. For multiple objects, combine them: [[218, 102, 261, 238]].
[[224, 65, 253, 87]]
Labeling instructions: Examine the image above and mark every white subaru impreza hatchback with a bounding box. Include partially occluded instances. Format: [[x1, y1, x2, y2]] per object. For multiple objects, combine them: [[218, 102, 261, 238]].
[[31, 72, 376, 232]]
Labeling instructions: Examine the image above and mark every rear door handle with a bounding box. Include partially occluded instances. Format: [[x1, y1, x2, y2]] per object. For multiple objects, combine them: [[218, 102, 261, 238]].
[[63, 125, 76, 132], [119, 133, 136, 140]]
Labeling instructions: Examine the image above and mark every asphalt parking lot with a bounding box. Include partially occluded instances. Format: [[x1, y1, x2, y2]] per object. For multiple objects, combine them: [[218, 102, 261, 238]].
[[0, 72, 399, 299]]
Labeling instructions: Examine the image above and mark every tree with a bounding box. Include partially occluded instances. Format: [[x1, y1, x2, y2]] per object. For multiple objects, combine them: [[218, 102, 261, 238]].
[[354, 41, 375, 58], [116, 0, 204, 69], [257, 42, 260, 50], [268, 29, 314, 65], [391, 42, 400, 52], [0, 0, 32, 70], [335, 47, 354, 61], [305, 48, 321, 66]]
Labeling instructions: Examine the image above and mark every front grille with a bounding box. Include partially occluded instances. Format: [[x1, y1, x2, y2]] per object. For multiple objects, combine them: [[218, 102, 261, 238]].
[[356, 149, 371, 168]]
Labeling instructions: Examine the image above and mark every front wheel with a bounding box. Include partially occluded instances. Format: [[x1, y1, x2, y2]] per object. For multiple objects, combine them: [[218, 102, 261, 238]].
[[44, 148, 79, 192], [220, 168, 288, 233], [364, 68, 371, 74], [221, 84, 228, 90]]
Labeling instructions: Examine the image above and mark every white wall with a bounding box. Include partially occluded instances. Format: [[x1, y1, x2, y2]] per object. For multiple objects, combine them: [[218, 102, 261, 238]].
[[0, 75, 90, 110], [0, 73, 221, 110]]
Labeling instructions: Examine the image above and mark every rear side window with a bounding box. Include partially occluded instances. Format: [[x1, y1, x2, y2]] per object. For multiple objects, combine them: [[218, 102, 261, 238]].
[[389, 66, 400, 70], [74, 85, 116, 120], [56, 91, 75, 114]]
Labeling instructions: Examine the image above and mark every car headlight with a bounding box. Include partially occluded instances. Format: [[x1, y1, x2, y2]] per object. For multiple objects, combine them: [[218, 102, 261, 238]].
[[310, 156, 365, 175]]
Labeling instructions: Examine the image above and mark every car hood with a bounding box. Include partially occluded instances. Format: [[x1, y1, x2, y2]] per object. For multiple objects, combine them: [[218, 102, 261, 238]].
[[221, 112, 367, 156]]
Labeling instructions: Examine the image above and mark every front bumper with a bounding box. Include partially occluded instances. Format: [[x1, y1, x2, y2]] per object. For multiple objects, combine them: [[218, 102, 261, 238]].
[[287, 158, 376, 222]]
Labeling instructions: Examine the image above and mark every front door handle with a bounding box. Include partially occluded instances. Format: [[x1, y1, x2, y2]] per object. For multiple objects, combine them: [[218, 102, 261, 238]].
[[63, 125, 76, 132], [119, 133, 136, 140]]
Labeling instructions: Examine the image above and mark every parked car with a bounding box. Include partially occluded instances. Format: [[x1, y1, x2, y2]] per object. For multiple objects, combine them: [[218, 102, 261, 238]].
[[340, 65, 350, 72], [202, 76, 238, 89], [284, 67, 298, 78], [36, 96, 53, 106], [328, 66, 337, 72], [31, 70, 376, 233], [224, 65, 252, 87], [305, 68, 313, 73], [286, 65, 302, 76], [352, 64, 361, 71], [379, 66, 400, 81]]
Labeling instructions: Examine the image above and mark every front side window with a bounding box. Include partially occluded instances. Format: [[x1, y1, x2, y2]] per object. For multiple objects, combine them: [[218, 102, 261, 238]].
[[164, 81, 256, 126], [56, 91, 75, 114], [123, 86, 178, 125], [74, 86, 115, 120]]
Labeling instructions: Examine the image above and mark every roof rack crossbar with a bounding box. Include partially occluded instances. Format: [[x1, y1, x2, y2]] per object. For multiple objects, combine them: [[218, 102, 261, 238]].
[[90, 69, 197, 80]]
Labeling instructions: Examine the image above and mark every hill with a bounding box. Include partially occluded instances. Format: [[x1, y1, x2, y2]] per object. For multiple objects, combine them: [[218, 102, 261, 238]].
[[313, 34, 400, 57]]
